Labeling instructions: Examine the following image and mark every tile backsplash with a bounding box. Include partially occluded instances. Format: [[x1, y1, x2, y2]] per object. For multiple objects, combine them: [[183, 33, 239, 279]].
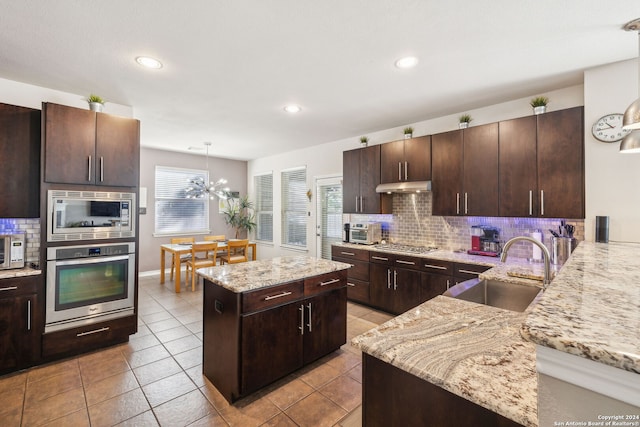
[[348, 192, 584, 260], [0, 218, 41, 263]]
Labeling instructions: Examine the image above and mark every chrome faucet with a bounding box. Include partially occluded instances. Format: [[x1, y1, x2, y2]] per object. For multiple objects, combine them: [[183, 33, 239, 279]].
[[500, 236, 552, 289]]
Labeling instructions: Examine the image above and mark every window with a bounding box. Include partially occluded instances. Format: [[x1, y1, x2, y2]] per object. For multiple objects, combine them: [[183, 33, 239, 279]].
[[155, 166, 209, 235], [281, 167, 307, 247], [254, 172, 273, 242]]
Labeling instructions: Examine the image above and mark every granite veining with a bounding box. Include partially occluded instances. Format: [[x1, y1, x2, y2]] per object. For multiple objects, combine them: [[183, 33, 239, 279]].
[[522, 241, 640, 374], [197, 255, 351, 293], [0, 267, 42, 280], [352, 296, 537, 427]]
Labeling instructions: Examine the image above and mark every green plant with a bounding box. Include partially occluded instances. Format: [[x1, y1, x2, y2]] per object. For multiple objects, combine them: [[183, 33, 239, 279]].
[[87, 94, 105, 104], [221, 194, 257, 239], [530, 96, 549, 108], [360, 136, 368, 143], [459, 114, 472, 123], [404, 127, 413, 135]]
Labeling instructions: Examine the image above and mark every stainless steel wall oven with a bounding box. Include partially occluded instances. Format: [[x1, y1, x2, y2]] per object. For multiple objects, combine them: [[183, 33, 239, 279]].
[[45, 242, 135, 333]]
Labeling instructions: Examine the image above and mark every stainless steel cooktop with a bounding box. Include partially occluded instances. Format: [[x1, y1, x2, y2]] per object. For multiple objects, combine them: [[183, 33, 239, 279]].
[[373, 243, 438, 254]]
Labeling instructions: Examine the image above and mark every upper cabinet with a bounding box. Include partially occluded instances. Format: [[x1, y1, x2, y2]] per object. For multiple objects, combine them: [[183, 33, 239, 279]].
[[432, 124, 499, 216], [0, 103, 40, 218], [43, 103, 140, 187], [343, 145, 388, 214], [380, 136, 431, 184]]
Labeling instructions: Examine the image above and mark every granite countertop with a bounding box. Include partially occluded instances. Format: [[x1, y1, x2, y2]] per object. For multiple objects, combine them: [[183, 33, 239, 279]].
[[352, 295, 538, 427], [521, 241, 640, 374], [0, 267, 42, 280], [197, 255, 351, 293]]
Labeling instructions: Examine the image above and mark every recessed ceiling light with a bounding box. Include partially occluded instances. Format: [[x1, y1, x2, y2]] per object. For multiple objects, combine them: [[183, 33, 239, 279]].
[[135, 56, 163, 69], [284, 105, 302, 113], [395, 56, 419, 69]]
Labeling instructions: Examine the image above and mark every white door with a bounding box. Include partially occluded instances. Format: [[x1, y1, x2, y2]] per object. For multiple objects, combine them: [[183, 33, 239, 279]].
[[315, 176, 343, 260]]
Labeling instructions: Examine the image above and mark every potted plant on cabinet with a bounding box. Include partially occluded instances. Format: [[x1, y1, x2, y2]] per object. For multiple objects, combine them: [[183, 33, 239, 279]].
[[458, 114, 472, 129], [404, 127, 413, 139], [530, 96, 549, 115], [221, 194, 257, 239], [87, 94, 106, 112], [360, 136, 369, 147]]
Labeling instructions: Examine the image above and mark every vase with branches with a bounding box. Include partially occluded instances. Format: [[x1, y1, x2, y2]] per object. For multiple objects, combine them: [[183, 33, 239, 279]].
[[221, 194, 257, 239]]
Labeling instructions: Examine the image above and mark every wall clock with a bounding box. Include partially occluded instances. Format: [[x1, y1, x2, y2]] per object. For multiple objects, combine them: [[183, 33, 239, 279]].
[[591, 113, 631, 143]]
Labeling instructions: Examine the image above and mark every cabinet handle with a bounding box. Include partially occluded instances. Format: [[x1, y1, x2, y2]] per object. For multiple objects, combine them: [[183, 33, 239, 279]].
[[387, 269, 391, 289], [346, 282, 356, 287], [306, 303, 312, 332], [340, 251, 355, 256], [464, 192, 468, 215], [425, 264, 447, 270], [404, 161, 408, 181], [396, 260, 415, 265], [77, 327, 110, 337], [458, 269, 481, 276], [298, 305, 304, 335], [456, 193, 460, 214], [264, 291, 292, 301], [446, 279, 451, 290], [88, 155, 92, 181], [0, 286, 18, 292], [360, 197, 364, 212], [319, 278, 340, 287], [540, 190, 545, 216], [529, 190, 533, 216], [100, 156, 104, 182], [398, 162, 402, 181], [27, 300, 31, 331], [371, 256, 389, 261], [393, 270, 398, 290]]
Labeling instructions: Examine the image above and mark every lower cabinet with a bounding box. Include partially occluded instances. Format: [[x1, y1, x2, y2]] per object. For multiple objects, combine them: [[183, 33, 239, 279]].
[[370, 262, 421, 315], [362, 354, 523, 427], [0, 275, 41, 374], [203, 271, 347, 403], [332, 246, 370, 304]]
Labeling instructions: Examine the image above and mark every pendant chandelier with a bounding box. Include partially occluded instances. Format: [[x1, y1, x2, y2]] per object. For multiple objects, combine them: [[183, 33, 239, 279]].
[[185, 142, 230, 200], [621, 18, 640, 153]]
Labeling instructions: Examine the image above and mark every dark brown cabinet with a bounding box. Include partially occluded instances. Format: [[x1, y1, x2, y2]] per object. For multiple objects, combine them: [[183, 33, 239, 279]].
[[0, 275, 41, 374], [43, 103, 140, 187], [380, 136, 431, 184], [370, 253, 422, 315], [203, 270, 347, 402], [431, 130, 463, 216], [420, 259, 454, 302], [331, 246, 370, 304], [343, 145, 388, 214], [0, 103, 40, 218]]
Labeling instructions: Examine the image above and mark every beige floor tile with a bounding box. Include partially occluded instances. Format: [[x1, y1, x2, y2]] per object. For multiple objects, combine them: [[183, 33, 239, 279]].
[[114, 410, 159, 426], [41, 408, 90, 427], [154, 325, 193, 343], [125, 344, 171, 369], [285, 392, 347, 427], [22, 386, 86, 426], [142, 371, 197, 407], [146, 317, 183, 334], [173, 346, 202, 370], [264, 377, 315, 410], [79, 350, 131, 385], [84, 370, 140, 406], [319, 375, 362, 412], [27, 359, 79, 384], [162, 334, 202, 355], [261, 412, 299, 427], [297, 361, 341, 389], [24, 367, 82, 406], [133, 356, 183, 386], [185, 364, 207, 388], [153, 389, 215, 427], [323, 349, 361, 374], [87, 387, 150, 427]]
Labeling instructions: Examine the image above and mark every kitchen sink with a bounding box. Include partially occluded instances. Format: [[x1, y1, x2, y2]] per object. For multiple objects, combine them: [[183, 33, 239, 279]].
[[443, 278, 542, 312]]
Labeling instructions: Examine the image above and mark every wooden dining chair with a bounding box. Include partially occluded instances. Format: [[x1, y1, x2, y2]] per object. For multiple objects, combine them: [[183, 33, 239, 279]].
[[170, 237, 195, 281], [219, 239, 249, 265], [185, 242, 218, 291], [203, 235, 227, 261]]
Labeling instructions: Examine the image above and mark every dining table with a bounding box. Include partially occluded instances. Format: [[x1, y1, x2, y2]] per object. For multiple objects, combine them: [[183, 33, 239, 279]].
[[160, 241, 257, 293]]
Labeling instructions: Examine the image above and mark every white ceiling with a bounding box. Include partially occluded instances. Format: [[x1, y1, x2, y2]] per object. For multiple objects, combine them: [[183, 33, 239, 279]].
[[1, 1, 639, 161]]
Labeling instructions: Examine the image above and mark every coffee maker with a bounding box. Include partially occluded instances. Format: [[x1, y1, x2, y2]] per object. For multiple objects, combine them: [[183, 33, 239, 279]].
[[468, 225, 501, 257]]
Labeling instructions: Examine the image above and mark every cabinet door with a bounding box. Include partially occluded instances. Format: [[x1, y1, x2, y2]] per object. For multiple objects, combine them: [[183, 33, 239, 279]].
[[392, 267, 422, 314], [499, 116, 538, 217], [303, 287, 347, 364], [44, 103, 97, 184], [463, 123, 499, 216], [380, 140, 405, 183], [359, 145, 382, 214], [404, 136, 431, 182], [0, 294, 38, 373], [96, 114, 140, 187], [432, 130, 463, 215], [370, 262, 392, 312], [0, 104, 40, 217], [241, 302, 303, 394], [537, 107, 585, 218], [342, 149, 361, 213], [421, 273, 451, 302]]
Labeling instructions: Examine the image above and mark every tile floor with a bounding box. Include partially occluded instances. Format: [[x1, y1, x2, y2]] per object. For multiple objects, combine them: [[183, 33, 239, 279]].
[[0, 274, 393, 426]]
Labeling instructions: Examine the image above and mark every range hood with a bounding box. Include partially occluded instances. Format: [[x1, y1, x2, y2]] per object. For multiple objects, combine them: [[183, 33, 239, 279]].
[[375, 181, 432, 194]]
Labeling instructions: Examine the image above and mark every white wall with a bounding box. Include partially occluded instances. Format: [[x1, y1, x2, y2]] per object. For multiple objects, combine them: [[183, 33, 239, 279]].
[[584, 59, 640, 243], [248, 85, 584, 259]]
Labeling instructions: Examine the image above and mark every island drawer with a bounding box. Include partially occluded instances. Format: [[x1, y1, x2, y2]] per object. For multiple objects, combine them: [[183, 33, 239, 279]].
[[346, 278, 370, 304], [422, 259, 453, 275], [242, 281, 304, 314], [331, 246, 369, 261], [304, 270, 347, 296]]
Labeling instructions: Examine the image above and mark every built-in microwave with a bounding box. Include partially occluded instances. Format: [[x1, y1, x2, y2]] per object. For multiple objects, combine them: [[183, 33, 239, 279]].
[[47, 190, 135, 242], [0, 233, 25, 270]]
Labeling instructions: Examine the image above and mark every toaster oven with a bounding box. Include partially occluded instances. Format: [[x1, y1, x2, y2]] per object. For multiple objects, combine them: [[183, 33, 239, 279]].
[[0, 233, 26, 270], [349, 223, 382, 245]]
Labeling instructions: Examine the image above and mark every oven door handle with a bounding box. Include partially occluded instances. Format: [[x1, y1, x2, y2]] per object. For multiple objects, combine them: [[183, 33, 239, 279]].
[[53, 254, 131, 266]]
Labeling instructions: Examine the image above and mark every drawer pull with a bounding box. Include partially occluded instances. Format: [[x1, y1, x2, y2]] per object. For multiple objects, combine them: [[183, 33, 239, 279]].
[[0, 286, 19, 292], [371, 256, 389, 261], [346, 282, 356, 287], [340, 251, 355, 256], [264, 291, 293, 301], [396, 260, 415, 265], [77, 327, 110, 337], [425, 264, 447, 270], [319, 278, 340, 287], [458, 269, 481, 275]]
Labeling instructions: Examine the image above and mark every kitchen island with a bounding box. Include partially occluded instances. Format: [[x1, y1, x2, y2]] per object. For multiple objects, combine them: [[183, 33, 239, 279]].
[[197, 256, 351, 403]]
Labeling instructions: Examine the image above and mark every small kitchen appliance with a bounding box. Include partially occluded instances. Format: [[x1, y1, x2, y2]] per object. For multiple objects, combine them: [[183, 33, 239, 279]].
[[343, 223, 350, 243], [467, 226, 501, 257], [349, 222, 381, 245], [0, 232, 26, 270]]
